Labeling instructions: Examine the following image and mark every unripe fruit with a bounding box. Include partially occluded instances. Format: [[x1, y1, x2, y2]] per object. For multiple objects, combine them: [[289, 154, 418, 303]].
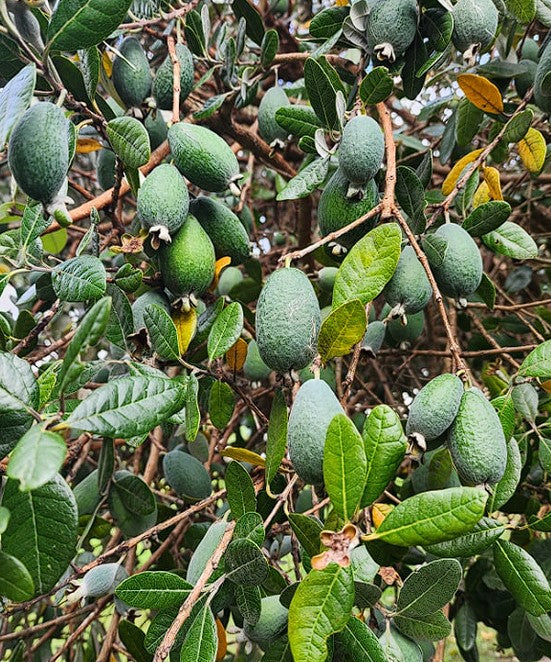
[[534, 40, 551, 114], [144, 111, 168, 150], [258, 86, 290, 144], [96, 149, 116, 191], [132, 290, 171, 332], [521, 38, 539, 62], [428, 223, 483, 301], [8, 102, 69, 206], [255, 268, 321, 373], [159, 214, 216, 298], [447, 389, 507, 485], [515, 59, 537, 99], [386, 309, 425, 345], [243, 595, 288, 648], [13, 4, 44, 52], [366, 0, 418, 62], [137, 164, 189, 246], [317, 169, 379, 249], [452, 0, 498, 55], [406, 374, 464, 442], [153, 43, 194, 110], [217, 265, 243, 296], [189, 196, 250, 265], [243, 340, 272, 381], [163, 449, 212, 502], [73, 469, 100, 515], [168, 123, 241, 193], [362, 320, 386, 356], [112, 37, 152, 108], [383, 246, 432, 314], [288, 379, 344, 485], [317, 266, 339, 293], [338, 116, 384, 191]]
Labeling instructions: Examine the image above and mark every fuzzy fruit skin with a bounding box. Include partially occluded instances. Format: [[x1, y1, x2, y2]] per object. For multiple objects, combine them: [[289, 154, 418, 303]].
[[452, 0, 498, 53], [112, 37, 152, 108], [132, 290, 171, 332], [8, 102, 69, 205], [515, 59, 537, 99], [152, 43, 194, 110], [217, 266, 243, 296], [406, 373, 464, 441], [521, 38, 539, 62], [386, 309, 424, 344], [366, 0, 418, 61], [243, 340, 272, 381], [168, 122, 240, 192], [318, 266, 339, 293], [162, 449, 212, 502], [447, 389, 507, 485], [288, 379, 344, 486], [243, 595, 288, 648], [96, 149, 116, 191], [429, 223, 483, 299], [255, 268, 321, 373], [159, 214, 215, 298], [137, 164, 189, 237], [144, 111, 168, 150], [317, 168, 379, 249], [189, 196, 250, 264], [383, 245, 432, 314], [338, 116, 384, 188], [258, 86, 290, 144], [534, 40, 551, 113]]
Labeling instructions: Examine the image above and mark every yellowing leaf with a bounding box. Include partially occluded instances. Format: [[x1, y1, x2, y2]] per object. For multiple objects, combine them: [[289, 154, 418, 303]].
[[372, 503, 393, 528], [210, 256, 232, 291], [457, 74, 504, 114], [76, 137, 103, 154], [482, 166, 503, 200], [102, 51, 113, 78], [221, 447, 266, 467], [473, 181, 490, 208], [226, 337, 247, 371], [541, 379, 551, 394], [518, 128, 546, 173], [215, 619, 227, 661], [172, 308, 197, 355], [442, 148, 484, 196], [336, 0, 349, 5]]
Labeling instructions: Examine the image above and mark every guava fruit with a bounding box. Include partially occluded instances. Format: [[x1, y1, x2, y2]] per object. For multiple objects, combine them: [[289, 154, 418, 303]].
[[132, 289, 171, 332], [243, 340, 272, 381], [243, 595, 288, 648], [338, 116, 385, 191], [258, 86, 290, 144], [163, 449, 212, 502], [534, 40, 551, 113], [515, 59, 538, 99], [452, 0, 498, 56], [96, 149, 116, 191], [366, 0, 418, 62], [152, 43, 194, 110], [383, 245, 432, 314], [112, 37, 152, 108], [406, 373, 464, 442], [144, 110, 168, 150], [317, 266, 339, 293], [217, 265, 243, 296]]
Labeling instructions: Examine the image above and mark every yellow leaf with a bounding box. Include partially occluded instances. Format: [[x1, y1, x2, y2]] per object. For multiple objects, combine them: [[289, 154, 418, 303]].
[[518, 128, 546, 173], [372, 503, 393, 528], [473, 181, 490, 208], [541, 379, 551, 394], [335, 0, 349, 5], [215, 619, 227, 661], [482, 166, 503, 200], [172, 308, 197, 355], [102, 51, 113, 78], [209, 256, 232, 291], [441, 148, 484, 196], [457, 73, 504, 114], [226, 337, 247, 371], [76, 137, 103, 154], [221, 447, 266, 467]]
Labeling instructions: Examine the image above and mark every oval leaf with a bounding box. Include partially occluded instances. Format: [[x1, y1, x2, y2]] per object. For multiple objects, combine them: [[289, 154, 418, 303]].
[[318, 299, 367, 363]]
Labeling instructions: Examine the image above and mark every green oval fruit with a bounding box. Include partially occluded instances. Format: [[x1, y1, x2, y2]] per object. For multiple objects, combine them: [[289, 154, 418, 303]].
[[243, 340, 272, 381], [73, 469, 100, 516], [159, 214, 215, 298], [288, 379, 344, 485], [406, 373, 464, 442], [132, 289, 171, 332], [258, 86, 290, 144], [168, 122, 241, 192], [244, 596, 288, 648], [386, 308, 425, 344], [521, 38, 539, 62], [112, 37, 152, 108], [189, 196, 250, 264], [447, 389, 507, 485], [217, 265, 243, 296], [452, 0, 498, 54], [383, 245, 432, 314], [153, 43, 194, 110], [13, 4, 44, 52], [366, 0, 418, 61], [137, 164, 189, 245], [534, 40, 551, 113], [515, 59, 538, 99], [429, 223, 482, 300], [8, 102, 69, 205], [255, 268, 321, 373], [144, 111, 168, 150], [317, 168, 379, 249], [163, 449, 212, 502], [318, 266, 339, 293], [338, 116, 384, 190], [362, 320, 386, 356], [81, 563, 126, 598], [297, 364, 337, 391], [96, 149, 116, 191]]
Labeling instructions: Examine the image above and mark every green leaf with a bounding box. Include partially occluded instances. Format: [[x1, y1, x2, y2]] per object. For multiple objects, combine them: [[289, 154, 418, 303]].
[[506, 0, 536, 22], [0, 351, 39, 415], [310, 6, 349, 39], [276, 158, 329, 201], [422, 232, 448, 267], [489, 437, 522, 511], [424, 517, 505, 557], [362, 405, 408, 507], [66, 376, 186, 438], [225, 538, 269, 585], [332, 223, 402, 309], [235, 584, 262, 625], [106, 116, 151, 169], [0, 63, 36, 148], [184, 374, 201, 442], [7, 426, 66, 492], [105, 283, 132, 351], [275, 106, 324, 139], [454, 602, 477, 651], [79, 46, 100, 100], [265, 390, 288, 485], [114, 263, 143, 292], [518, 340, 551, 379], [109, 470, 157, 538], [288, 564, 354, 662], [380, 626, 423, 661], [118, 620, 152, 662], [20, 204, 50, 253], [395, 166, 426, 234], [493, 540, 551, 616], [422, 7, 454, 51], [115, 571, 192, 609], [232, 0, 265, 45], [52, 255, 106, 302], [318, 299, 366, 363], [402, 32, 427, 100], [226, 461, 256, 520], [208, 302, 243, 361], [0, 506, 9, 534], [1, 475, 77, 594], [455, 98, 484, 147], [47, 0, 133, 52], [324, 414, 367, 521], [209, 380, 235, 430], [539, 436, 551, 473], [234, 512, 264, 547], [396, 559, 462, 616], [179, 604, 218, 662], [261, 29, 279, 68], [288, 513, 323, 558], [112, 471, 156, 516], [187, 521, 227, 584], [482, 221, 538, 259], [304, 56, 342, 130], [193, 93, 229, 121], [0, 550, 34, 602], [502, 108, 533, 143], [368, 487, 487, 547], [338, 617, 386, 661], [476, 272, 496, 310], [463, 201, 511, 236], [359, 67, 394, 105], [144, 304, 180, 361], [394, 610, 452, 641]]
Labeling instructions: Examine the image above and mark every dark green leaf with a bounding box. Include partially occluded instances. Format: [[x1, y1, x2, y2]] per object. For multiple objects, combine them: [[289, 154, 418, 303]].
[[318, 299, 367, 363], [402, 32, 427, 100], [338, 616, 386, 662], [20, 203, 49, 252], [275, 106, 324, 138], [112, 471, 156, 516], [310, 6, 349, 39], [118, 620, 152, 662], [144, 304, 180, 361], [0, 550, 34, 602], [422, 8, 454, 51], [235, 584, 262, 625], [359, 67, 394, 105], [304, 56, 342, 130], [265, 390, 288, 485], [476, 273, 496, 310], [288, 513, 323, 558], [179, 604, 218, 662], [502, 108, 533, 143], [79, 46, 100, 100], [226, 461, 256, 520], [106, 116, 151, 169], [208, 302, 243, 361], [463, 201, 511, 236], [519, 340, 551, 379], [394, 610, 452, 641], [505, 0, 536, 22], [225, 538, 269, 585], [276, 157, 329, 201], [232, 0, 265, 45], [396, 559, 461, 616], [52, 255, 106, 302], [261, 29, 279, 68], [455, 98, 484, 147], [115, 571, 192, 609], [209, 380, 235, 429], [395, 166, 426, 233], [424, 517, 505, 557]]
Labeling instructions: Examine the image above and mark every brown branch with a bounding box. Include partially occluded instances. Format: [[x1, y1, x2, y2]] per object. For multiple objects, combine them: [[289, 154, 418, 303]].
[[167, 36, 181, 125], [12, 300, 60, 356]]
